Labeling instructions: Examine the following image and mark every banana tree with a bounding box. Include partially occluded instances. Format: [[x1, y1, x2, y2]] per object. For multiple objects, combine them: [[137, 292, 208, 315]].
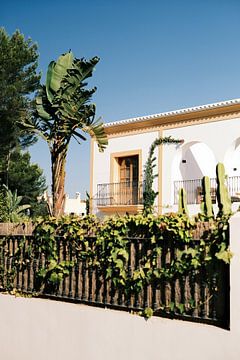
[[22, 52, 108, 217], [3, 185, 31, 222]]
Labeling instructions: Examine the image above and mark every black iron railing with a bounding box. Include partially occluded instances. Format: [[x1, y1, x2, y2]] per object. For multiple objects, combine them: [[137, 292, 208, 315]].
[[0, 234, 229, 329], [97, 181, 143, 206], [174, 176, 240, 204]]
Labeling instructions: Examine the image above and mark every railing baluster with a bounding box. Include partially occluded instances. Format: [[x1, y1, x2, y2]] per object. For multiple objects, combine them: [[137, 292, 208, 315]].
[[97, 181, 143, 206]]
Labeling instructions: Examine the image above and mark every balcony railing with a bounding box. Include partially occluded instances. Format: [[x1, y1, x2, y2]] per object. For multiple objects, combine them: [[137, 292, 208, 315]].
[[174, 176, 240, 204], [97, 181, 143, 206]]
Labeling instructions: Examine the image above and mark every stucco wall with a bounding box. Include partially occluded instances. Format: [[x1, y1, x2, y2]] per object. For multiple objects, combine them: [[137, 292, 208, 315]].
[[0, 213, 240, 360], [92, 131, 159, 214], [92, 116, 240, 215], [162, 117, 240, 212]]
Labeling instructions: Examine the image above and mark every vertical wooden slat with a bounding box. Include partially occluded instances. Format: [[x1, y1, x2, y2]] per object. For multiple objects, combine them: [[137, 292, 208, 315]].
[[200, 267, 207, 319], [74, 250, 80, 300], [26, 238, 31, 292], [211, 271, 217, 321], [126, 241, 132, 307], [68, 241, 73, 298], [134, 238, 140, 309], [62, 239, 66, 297], [81, 253, 86, 301], [21, 239, 25, 292], [95, 245, 101, 303], [0, 234, 229, 328], [88, 259, 93, 302]]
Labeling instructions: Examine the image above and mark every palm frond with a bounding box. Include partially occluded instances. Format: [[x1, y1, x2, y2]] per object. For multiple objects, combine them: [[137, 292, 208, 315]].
[[81, 116, 108, 152], [46, 52, 74, 103]]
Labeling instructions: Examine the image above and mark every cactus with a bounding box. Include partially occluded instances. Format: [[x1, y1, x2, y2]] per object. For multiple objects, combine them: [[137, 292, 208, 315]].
[[200, 176, 214, 218], [178, 188, 189, 215], [216, 163, 231, 216]]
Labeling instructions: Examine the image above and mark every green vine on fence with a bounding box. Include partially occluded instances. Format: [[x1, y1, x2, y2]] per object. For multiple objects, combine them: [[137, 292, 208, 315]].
[[0, 213, 232, 318]]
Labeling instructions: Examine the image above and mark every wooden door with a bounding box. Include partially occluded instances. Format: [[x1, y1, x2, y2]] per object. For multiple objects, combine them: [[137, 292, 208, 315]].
[[118, 155, 139, 204]]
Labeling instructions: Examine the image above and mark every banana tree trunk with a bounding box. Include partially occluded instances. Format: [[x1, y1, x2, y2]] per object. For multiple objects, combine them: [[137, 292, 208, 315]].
[[51, 148, 67, 217]]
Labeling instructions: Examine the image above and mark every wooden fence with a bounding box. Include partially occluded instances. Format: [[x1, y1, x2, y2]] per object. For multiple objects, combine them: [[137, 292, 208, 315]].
[[0, 234, 229, 329]]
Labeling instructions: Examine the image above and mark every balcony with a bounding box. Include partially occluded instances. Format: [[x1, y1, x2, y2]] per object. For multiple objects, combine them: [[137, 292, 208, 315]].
[[174, 176, 240, 204], [97, 181, 143, 208]]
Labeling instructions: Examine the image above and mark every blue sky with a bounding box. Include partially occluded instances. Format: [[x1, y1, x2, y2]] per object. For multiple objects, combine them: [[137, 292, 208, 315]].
[[2, 0, 240, 197]]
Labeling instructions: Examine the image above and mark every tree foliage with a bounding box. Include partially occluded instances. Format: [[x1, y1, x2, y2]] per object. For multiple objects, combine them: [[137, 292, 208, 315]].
[[23, 51, 108, 216], [6, 150, 47, 215], [1, 185, 31, 222], [0, 28, 40, 150], [0, 28, 40, 185]]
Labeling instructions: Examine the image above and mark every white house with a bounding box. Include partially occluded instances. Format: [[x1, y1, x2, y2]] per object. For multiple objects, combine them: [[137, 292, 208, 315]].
[[44, 192, 86, 216], [64, 192, 86, 216], [90, 98, 240, 216]]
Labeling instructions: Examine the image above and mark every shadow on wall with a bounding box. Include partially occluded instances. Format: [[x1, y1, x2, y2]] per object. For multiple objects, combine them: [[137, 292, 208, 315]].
[[172, 141, 217, 182], [224, 137, 240, 178]]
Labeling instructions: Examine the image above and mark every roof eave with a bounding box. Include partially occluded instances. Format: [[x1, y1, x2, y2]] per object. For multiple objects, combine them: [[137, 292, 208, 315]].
[[104, 99, 240, 135]]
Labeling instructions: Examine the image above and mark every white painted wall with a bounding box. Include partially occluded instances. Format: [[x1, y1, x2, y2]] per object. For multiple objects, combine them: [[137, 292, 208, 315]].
[[224, 137, 240, 177], [92, 116, 240, 215], [93, 131, 159, 214], [64, 193, 86, 216], [0, 213, 240, 360], [163, 117, 240, 211]]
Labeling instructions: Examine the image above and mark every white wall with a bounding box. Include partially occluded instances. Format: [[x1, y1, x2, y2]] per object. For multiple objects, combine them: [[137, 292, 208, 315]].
[[93, 131, 159, 214], [0, 213, 240, 360], [163, 117, 240, 210], [224, 138, 240, 177], [92, 117, 240, 215], [64, 193, 86, 215]]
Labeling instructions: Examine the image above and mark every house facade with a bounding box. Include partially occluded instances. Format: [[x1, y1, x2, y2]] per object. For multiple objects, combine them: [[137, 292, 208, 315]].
[[64, 192, 86, 216], [90, 99, 240, 217]]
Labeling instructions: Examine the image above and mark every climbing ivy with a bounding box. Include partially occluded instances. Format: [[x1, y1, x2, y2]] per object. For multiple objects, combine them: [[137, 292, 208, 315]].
[[143, 136, 183, 215], [0, 213, 232, 318]]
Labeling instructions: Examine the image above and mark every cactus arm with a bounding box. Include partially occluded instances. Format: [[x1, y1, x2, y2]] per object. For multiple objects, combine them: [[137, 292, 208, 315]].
[[216, 163, 231, 217], [200, 176, 214, 218], [178, 188, 189, 216]]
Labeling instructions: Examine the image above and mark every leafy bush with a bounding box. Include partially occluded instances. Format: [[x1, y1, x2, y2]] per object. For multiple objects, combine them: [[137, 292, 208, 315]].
[[0, 213, 231, 318], [31, 213, 231, 295]]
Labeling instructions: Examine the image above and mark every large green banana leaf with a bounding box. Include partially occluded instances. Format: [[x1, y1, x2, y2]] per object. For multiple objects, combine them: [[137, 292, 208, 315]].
[[46, 52, 74, 103]]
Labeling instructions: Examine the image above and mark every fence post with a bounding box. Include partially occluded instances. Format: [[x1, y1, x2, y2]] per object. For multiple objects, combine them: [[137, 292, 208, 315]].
[[229, 212, 240, 332]]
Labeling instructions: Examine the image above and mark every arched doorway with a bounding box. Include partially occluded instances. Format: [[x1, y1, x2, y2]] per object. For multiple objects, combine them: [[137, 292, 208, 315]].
[[172, 142, 216, 204], [224, 138, 240, 201]]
